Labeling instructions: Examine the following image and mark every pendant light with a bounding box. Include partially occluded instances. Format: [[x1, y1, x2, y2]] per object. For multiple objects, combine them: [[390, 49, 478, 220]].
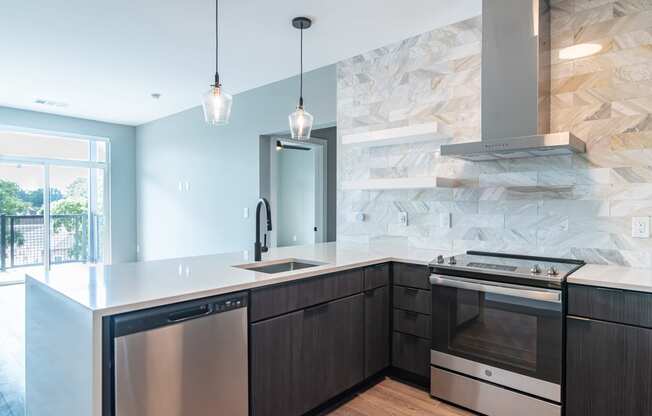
[[288, 17, 314, 140], [202, 0, 232, 125]]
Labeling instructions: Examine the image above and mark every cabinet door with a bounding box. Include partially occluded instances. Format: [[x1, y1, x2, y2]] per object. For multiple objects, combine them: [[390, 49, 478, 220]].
[[566, 317, 652, 416], [301, 294, 364, 413], [364, 286, 389, 377], [251, 310, 305, 416]]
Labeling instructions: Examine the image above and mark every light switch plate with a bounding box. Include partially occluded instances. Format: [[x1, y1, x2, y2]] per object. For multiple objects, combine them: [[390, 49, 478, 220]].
[[398, 211, 408, 226], [243, 207, 249, 219], [632, 217, 650, 238]]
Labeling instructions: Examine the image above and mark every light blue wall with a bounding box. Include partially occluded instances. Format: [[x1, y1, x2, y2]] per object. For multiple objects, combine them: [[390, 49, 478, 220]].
[[136, 65, 336, 260], [276, 147, 315, 247], [0, 106, 137, 263]]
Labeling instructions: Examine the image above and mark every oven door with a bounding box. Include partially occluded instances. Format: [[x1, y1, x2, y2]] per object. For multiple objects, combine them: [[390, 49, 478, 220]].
[[430, 274, 562, 402]]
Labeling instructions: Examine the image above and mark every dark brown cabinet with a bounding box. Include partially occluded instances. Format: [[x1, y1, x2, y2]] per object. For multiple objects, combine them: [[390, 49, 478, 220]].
[[567, 284, 652, 416], [364, 263, 390, 291], [392, 262, 430, 289], [251, 294, 364, 416], [250, 262, 433, 415], [364, 285, 389, 377], [392, 332, 430, 378], [250, 265, 387, 416], [393, 286, 431, 314], [301, 294, 364, 412], [251, 310, 305, 416], [568, 284, 652, 329], [566, 316, 652, 416], [391, 263, 431, 381]]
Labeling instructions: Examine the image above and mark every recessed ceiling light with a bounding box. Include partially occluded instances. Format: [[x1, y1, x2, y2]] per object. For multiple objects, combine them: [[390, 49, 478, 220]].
[[34, 99, 69, 108], [558, 43, 602, 60]]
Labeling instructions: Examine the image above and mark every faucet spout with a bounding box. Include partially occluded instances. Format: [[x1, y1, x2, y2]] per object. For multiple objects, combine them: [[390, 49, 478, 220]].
[[255, 198, 272, 261]]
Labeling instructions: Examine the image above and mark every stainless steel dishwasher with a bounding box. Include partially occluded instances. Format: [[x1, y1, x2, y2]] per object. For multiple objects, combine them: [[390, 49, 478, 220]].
[[111, 292, 248, 416]]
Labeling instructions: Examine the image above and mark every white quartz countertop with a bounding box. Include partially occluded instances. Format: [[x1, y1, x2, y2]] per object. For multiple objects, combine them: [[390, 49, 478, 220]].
[[568, 264, 652, 294], [26, 242, 449, 316]]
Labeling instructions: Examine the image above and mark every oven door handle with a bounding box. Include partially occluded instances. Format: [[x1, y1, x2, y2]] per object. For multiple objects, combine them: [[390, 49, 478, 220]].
[[429, 275, 561, 303]]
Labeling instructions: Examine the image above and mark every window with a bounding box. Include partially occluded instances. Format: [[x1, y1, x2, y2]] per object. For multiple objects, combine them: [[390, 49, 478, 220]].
[[0, 127, 110, 284]]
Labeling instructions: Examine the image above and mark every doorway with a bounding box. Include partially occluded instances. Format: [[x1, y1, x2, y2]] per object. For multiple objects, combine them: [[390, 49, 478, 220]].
[[259, 126, 336, 249]]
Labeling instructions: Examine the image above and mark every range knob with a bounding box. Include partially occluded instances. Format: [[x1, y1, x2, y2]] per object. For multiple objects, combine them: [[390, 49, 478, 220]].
[[547, 266, 559, 276], [448, 256, 457, 265], [436, 255, 445, 264], [530, 264, 541, 274]]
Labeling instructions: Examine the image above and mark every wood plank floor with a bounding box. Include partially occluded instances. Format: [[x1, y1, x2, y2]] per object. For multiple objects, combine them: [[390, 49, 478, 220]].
[[0, 284, 25, 416], [327, 378, 476, 416]]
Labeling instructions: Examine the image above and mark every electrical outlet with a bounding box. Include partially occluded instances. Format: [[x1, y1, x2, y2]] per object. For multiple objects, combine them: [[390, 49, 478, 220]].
[[632, 217, 650, 238], [398, 211, 408, 226]]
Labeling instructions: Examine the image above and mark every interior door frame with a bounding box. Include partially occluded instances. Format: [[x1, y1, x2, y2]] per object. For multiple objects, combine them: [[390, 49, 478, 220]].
[[265, 135, 327, 247]]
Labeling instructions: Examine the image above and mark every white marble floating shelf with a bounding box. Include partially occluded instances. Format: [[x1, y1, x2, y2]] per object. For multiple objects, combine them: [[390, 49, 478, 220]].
[[341, 122, 450, 147]]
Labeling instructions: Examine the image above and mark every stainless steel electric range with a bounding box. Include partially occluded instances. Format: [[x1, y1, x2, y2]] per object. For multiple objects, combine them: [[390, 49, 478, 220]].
[[428, 251, 585, 416]]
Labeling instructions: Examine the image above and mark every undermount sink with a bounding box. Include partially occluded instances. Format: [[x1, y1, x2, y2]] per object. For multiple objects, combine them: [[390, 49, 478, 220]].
[[234, 258, 327, 274]]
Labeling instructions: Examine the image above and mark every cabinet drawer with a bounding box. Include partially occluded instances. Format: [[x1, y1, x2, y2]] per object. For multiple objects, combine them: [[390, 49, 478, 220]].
[[392, 332, 430, 378], [393, 309, 431, 339], [250, 269, 363, 322], [568, 284, 652, 328], [392, 262, 430, 290], [393, 286, 431, 315], [364, 263, 390, 291]]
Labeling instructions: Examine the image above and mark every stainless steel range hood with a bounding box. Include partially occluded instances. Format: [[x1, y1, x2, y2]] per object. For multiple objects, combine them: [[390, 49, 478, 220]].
[[440, 0, 586, 161]]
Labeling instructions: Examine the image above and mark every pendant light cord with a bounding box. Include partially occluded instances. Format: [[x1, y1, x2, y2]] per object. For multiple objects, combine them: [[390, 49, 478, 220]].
[[214, 0, 220, 86], [299, 25, 304, 108]]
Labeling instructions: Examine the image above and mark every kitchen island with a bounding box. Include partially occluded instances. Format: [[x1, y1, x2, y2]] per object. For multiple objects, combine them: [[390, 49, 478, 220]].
[[25, 242, 449, 416], [26, 241, 652, 416]]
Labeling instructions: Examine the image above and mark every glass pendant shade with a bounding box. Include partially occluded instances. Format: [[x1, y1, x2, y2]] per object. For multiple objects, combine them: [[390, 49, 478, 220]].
[[202, 86, 233, 125], [288, 106, 313, 140]]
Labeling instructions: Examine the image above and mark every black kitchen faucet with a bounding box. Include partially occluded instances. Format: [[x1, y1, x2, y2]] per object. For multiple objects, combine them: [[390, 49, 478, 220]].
[[254, 198, 272, 261]]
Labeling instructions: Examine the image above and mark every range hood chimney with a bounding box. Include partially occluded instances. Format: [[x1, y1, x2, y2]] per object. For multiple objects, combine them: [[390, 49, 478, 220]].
[[440, 0, 585, 161]]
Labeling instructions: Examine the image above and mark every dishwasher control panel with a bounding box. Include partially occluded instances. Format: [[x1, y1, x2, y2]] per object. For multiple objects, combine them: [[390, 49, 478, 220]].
[[215, 293, 248, 311]]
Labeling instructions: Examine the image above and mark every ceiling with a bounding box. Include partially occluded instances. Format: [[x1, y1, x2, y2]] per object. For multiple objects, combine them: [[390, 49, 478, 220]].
[[0, 0, 481, 126]]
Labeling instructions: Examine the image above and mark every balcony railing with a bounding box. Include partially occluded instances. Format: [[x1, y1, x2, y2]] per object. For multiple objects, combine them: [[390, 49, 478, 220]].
[[0, 214, 100, 271]]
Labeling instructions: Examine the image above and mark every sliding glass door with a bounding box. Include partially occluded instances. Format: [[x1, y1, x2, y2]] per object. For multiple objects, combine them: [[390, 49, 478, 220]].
[[0, 163, 45, 284], [0, 128, 110, 283]]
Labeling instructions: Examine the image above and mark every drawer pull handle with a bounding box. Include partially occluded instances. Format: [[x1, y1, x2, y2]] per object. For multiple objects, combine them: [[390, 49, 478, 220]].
[[404, 287, 419, 295], [404, 310, 418, 318]]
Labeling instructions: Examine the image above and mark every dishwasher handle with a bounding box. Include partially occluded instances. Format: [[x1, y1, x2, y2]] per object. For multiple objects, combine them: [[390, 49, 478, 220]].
[[167, 304, 214, 323]]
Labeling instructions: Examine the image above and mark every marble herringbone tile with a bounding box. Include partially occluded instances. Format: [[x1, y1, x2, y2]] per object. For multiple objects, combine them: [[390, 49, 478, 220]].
[[612, 97, 652, 115], [613, 0, 652, 16], [337, 6, 652, 267], [575, 10, 652, 43], [610, 131, 652, 149]]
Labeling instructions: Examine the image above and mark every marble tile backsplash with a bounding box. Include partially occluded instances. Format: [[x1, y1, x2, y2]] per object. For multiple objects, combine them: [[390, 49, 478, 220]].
[[336, 2, 652, 267]]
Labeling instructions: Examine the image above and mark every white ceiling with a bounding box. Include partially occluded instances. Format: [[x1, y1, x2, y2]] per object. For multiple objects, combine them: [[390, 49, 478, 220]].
[[0, 0, 481, 126]]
